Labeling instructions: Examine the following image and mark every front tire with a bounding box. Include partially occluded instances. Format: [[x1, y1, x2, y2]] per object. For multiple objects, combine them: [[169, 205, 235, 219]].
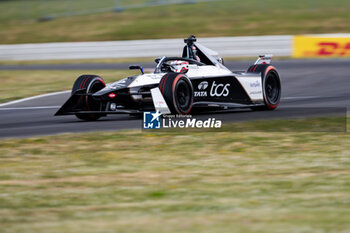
[[159, 73, 194, 115], [72, 75, 105, 121]]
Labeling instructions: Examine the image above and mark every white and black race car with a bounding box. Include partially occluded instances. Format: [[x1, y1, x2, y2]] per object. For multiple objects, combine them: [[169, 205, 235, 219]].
[[55, 35, 281, 120]]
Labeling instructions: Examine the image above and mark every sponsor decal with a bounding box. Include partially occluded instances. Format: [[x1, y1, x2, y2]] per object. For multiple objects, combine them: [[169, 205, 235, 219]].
[[194, 81, 209, 97], [210, 81, 230, 97], [198, 81, 209, 90], [143, 111, 222, 129], [293, 36, 350, 57], [249, 91, 262, 95], [250, 80, 260, 88], [145, 74, 163, 79], [194, 91, 207, 97]]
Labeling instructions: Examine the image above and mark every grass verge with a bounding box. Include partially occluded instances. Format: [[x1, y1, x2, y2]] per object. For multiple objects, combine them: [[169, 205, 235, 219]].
[[0, 0, 350, 44], [0, 70, 134, 103], [0, 117, 349, 233]]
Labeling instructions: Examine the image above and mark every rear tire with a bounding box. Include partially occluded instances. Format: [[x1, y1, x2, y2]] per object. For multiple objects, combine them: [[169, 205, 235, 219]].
[[72, 75, 105, 121], [251, 66, 281, 111], [159, 73, 194, 115]]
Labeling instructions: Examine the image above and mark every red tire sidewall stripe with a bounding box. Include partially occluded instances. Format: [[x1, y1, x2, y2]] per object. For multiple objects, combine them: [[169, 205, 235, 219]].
[[76, 76, 105, 113], [81, 77, 89, 89], [78, 77, 87, 106], [264, 66, 279, 109], [81, 77, 90, 106], [159, 75, 165, 94], [98, 78, 105, 86], [171, 74, 193, 115], [78, 77, 86, 89], [172, 75, 182, 113], [161, 74, 169, 95]]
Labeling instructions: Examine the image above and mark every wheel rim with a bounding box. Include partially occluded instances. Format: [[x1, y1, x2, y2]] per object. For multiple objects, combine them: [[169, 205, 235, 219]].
[[89, 80, 105, 94], [265, 72, 280, 105], [86, 79, 105, 110], [175, 79, 191, 112]]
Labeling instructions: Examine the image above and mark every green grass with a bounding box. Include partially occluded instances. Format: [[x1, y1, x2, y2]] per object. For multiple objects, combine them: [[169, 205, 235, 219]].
[[0, 0, 350, 44], [0, 117, 349, 233], [0, 70, 134, 103]]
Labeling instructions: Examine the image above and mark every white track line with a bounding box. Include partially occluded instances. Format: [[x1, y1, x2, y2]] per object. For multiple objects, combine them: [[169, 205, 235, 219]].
[[0, 90, 70, 108], [0, 94, 338, 111]]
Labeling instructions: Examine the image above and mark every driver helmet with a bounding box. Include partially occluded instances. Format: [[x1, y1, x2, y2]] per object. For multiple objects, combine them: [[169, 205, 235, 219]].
[[169, 60, 189, 73], [192, 45, 201, 62]]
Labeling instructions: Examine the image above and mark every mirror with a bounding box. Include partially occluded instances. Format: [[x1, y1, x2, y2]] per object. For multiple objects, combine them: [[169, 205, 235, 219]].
[[129, 65, 144, 74]]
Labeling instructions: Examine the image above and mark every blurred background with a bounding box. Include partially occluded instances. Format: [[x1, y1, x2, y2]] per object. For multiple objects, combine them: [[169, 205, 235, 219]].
[[1, 0, 347, 21], [1, 0, 350, 44]]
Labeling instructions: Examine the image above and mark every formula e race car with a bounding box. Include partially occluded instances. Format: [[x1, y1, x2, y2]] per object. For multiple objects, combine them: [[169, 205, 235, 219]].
[[55, 35, 281, 121]]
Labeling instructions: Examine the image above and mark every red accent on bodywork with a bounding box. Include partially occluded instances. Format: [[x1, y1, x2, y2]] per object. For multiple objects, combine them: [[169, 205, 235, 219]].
[[108, 93, 116, 99]]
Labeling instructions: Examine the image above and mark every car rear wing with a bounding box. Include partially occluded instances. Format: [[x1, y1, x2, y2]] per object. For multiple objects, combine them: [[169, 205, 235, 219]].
[[254, 54, 273, 65]]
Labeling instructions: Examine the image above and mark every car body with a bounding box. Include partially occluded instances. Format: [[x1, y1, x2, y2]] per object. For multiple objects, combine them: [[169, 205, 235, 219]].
[[55, 35, 281, 120]]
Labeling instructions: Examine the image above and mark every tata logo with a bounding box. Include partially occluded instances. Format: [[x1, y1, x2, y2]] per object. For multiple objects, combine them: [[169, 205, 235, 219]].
[[210, 81, 230, 97], [143, 111, 161, 129], [198, 81, 208, 90], [194, 91, 207, 97]]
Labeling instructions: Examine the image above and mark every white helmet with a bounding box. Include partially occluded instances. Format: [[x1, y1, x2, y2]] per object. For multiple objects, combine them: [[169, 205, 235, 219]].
[[169, 60, 189, 73]]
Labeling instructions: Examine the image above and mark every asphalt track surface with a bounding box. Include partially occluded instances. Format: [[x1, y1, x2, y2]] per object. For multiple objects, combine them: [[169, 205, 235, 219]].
[[0, 59, 349, 138]]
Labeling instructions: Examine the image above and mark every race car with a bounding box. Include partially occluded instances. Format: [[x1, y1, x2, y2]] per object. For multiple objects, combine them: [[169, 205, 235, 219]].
[[55, 35, 281, 121]]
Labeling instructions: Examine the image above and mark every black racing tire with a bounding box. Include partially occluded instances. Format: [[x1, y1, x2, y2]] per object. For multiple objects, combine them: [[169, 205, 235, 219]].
[[251, 66, 281, 111], [72, 75, 106, 121], [159, 73, 194, 115]]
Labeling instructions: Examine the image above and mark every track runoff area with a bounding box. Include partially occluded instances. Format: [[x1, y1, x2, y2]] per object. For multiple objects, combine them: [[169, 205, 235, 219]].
[[0, 58, 349, 138]]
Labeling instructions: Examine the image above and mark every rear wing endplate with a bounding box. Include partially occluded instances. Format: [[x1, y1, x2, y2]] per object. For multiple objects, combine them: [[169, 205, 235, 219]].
[[254, 54, 273, 65]]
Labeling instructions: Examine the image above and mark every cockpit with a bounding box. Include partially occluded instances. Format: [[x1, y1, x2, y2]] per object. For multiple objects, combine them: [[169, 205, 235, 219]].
[[154, 35, 226, 74]]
